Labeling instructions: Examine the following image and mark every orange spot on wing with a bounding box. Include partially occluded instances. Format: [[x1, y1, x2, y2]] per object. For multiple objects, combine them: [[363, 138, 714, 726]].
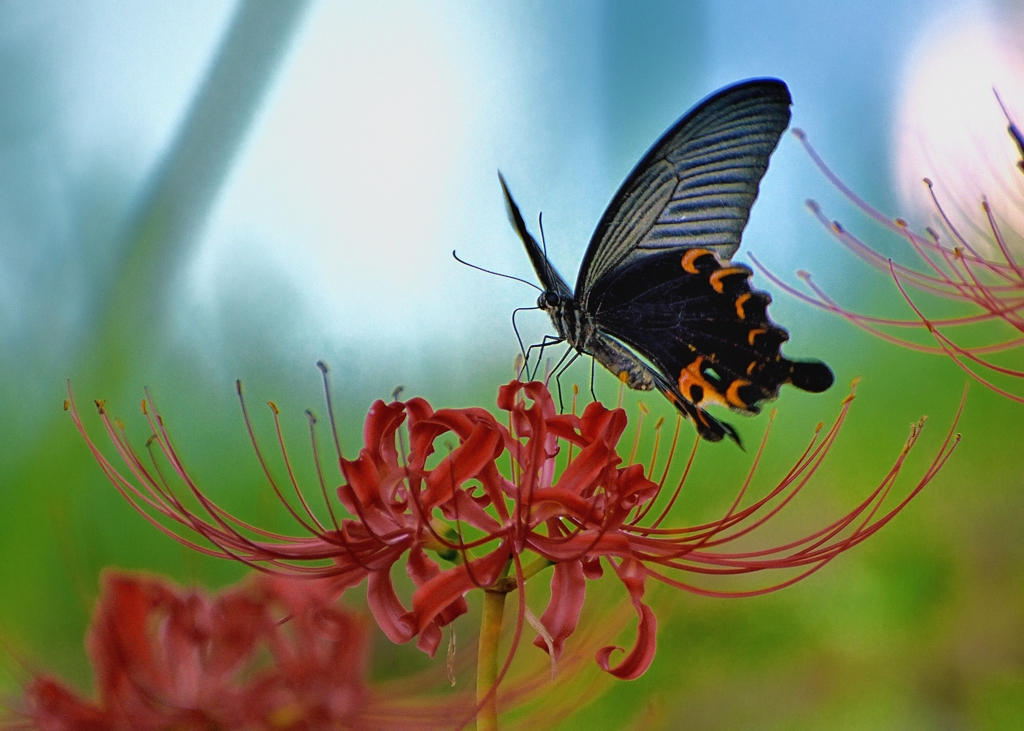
[[735, 292, 751, 319], [748, 328, 767, 346], [680, 248, 714, 274], [725, 379, 753, 409], [677, 356, 726, 407], [709, 266, 750, 293]]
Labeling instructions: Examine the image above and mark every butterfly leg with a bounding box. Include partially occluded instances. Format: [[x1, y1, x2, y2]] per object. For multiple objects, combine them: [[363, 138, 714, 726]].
[[590, 357, 597, 402], [511, 306, 541, 376], [548, 347, 581, 412], [525, 335, 565, 381]]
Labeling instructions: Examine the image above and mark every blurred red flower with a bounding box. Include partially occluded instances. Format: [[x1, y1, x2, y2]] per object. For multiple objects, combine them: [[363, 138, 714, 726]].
[[15, 571, 448, 730]]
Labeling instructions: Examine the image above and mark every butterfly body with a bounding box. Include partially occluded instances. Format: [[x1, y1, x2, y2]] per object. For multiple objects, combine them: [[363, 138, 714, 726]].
[[502, 79, 833, 444]]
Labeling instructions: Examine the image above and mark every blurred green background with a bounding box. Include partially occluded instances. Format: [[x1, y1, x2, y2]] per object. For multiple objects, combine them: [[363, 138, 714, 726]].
[[1, 1, 1022, 728]]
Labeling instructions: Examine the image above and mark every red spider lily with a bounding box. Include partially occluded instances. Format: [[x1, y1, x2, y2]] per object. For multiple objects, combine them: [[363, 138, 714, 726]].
[[67, 370, 960, 693], [9, 571, 480, 731], [752, 110, 1024, 402]]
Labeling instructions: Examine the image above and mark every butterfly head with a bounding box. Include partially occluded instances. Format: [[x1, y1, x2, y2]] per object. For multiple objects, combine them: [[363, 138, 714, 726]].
[[537, 290, 562, 311]]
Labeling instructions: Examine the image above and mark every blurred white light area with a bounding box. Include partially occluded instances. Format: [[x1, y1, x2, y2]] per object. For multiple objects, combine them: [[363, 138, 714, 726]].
[[893, 2, 1024, 250], [195, 1, 540, 350], [48, 1, 234, 177]]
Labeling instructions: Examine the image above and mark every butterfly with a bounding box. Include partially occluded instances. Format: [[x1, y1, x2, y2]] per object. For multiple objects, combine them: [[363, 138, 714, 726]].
[[500, 78, 833, 445]]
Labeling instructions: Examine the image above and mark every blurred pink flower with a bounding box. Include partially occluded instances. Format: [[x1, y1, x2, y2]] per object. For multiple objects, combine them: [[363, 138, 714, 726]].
[[68, 372, 960, 689], [755, 110, 1024, 402]]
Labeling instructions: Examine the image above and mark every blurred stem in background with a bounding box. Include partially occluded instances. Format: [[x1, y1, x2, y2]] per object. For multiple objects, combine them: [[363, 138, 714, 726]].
[[89, 0, 311, 384], [0, 0, 309, 676]]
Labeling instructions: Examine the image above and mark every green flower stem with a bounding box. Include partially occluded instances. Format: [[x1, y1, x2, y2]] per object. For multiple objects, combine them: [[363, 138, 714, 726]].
[[520, 556, 554, 583], [476, 588, 507, 731]]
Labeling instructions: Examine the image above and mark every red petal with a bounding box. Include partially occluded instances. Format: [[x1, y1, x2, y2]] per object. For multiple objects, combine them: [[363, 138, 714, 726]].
[[361, 400, 406, 471], [579, 401, 627, 446], [24, 678, 110, 730], [423, 422, 503, 508], [533, 561, 586, 659], [410, 544, 510, 637], [595, 559, 657, 680], [367, 560, 416, 644], [551, 440, 615, 496]]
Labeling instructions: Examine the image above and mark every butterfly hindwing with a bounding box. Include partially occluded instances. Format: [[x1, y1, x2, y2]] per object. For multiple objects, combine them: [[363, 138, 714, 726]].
[[592, 248, 831, 439]]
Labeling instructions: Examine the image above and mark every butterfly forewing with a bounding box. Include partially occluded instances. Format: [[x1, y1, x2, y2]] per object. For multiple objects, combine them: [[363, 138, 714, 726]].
[[577, 79, 792, 299], [499, 172, 573, 298]]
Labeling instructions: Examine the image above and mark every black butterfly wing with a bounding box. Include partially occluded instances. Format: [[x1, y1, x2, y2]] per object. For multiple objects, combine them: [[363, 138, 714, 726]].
[[591, 247, 833, 443], [499, 172, 573, 299], [576, 78, 792, 301]]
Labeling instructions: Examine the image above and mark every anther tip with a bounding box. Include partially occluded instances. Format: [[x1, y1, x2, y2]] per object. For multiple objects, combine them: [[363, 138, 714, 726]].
[[268, 400, 279, 415], [792, 128, 806, 140], [316, 360, 329, 374], [63, 399, 69, 411]]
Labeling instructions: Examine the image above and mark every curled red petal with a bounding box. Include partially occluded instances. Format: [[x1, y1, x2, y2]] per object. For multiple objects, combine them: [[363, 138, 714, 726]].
[[579, 401, 627, 446], [24, 678, 110, 729], [439, 488, 503, 533], [595, 558, 657, 680], [527, 530, 632, 562], [496, 380, 527, 411], [361, 399, 406, 471], [521, 380, 558, 419], [533, 560, 586, 660], [423, 422, 503, 508], [337, 453, 381, 512], [553, 440, 615, 495], [367, 560, 416, 644], [409, 543, 511, 639], [406, 547, 469, 625]]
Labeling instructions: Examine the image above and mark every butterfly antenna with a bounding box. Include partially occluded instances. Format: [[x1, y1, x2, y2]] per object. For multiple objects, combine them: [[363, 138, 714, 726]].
[[452, 250, 542, 291]]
